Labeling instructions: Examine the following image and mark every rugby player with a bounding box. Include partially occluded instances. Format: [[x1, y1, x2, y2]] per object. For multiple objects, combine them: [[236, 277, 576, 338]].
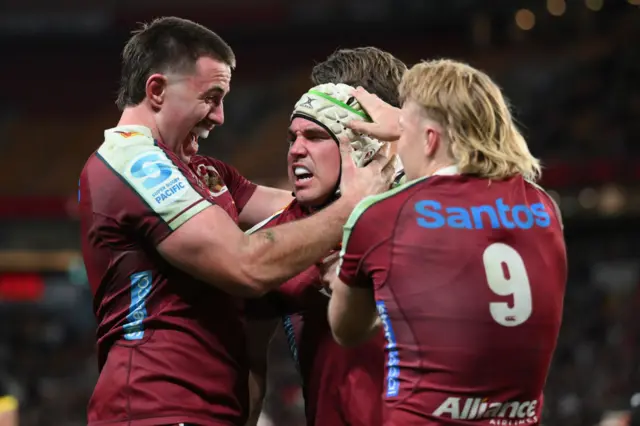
[[78, 17, 394, 426], [246, 47, 407, 426], [328, 59, 567, 425]]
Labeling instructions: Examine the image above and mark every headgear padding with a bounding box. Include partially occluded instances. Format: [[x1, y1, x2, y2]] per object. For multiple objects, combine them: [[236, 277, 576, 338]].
[[290, 83, 384, 167]]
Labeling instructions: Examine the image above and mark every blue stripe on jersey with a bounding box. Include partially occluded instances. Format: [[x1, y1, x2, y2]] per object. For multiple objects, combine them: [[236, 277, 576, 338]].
[[281, 314, 300, 372], [376, 300, 400, 398], [123, 271, 153, 340]]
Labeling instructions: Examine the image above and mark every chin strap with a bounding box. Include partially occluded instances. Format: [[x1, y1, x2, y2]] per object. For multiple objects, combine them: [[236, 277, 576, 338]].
[[392, 169, 406, 187]]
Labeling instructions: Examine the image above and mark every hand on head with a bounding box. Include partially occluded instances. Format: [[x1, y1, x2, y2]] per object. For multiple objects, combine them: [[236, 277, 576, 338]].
[[346, 87, 402, 142], [338, 136, 398, 206]]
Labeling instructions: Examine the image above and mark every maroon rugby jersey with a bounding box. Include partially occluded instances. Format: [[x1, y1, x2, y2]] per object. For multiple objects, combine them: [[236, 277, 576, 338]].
[[338, 168, 566, 426], [247, 200, 385, 426], [79, 125, 256, 426]]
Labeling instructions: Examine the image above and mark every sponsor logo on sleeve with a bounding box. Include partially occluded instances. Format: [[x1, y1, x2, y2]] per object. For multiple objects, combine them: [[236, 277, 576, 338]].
[[128, 153, 188, 207]]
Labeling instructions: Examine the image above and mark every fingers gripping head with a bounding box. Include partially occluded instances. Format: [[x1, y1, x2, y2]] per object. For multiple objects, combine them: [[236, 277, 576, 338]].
[[291, 83, 384, 167]]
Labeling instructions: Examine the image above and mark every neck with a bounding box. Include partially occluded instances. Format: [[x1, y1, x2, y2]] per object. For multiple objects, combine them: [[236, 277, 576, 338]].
[[118, 106, 157, 136], [118, 105, 179, 153], [299, 195, 337, 214], [421, 159, 456, 178]]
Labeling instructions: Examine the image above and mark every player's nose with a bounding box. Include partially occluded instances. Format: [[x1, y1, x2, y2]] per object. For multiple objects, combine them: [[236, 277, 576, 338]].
[[208, 104, 224, 126], [288, 136, 309, 156]]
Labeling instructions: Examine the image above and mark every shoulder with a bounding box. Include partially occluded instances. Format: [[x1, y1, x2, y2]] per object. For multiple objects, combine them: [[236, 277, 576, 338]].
[[97, 125, 175, 179], [524, 179, 563, 229], [96, 126, 211, 222], [346, 176, 428, 230], [99, 125, 156, 153], [281, 200, 308, 221], [245, 200, 303, 234], [85, 126, 166, 192], [341, 178, 428, 251]]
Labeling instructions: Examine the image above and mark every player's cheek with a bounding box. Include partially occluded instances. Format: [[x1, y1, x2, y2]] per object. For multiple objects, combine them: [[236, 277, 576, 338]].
[[318, 171, 332, 194], [316, 159, 336, 186]]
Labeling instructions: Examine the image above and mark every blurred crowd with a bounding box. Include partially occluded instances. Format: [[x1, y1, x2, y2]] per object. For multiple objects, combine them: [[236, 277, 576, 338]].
[[0, 2, 638, 426], [0, 299, 96, 426]]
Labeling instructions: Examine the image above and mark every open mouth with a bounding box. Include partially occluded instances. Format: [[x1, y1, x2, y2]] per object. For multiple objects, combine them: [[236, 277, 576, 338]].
[[193, 125, 212, 139], [183, 132, 199, 156], [293, 166, 314, 183]]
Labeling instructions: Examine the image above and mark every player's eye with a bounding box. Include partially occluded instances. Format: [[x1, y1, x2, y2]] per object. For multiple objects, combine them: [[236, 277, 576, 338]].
[[306, 131, 330, 141], [205, 96, 222, 106]]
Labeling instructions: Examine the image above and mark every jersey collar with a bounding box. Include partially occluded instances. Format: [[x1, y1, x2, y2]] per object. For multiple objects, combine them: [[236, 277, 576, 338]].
[[111, 125, 154, 139], [432, 165, 459, 176]]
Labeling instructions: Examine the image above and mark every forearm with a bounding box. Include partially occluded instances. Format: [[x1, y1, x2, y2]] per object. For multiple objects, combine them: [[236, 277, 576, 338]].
[[328, 277, 380, 346], [239, 198, 352, 294]]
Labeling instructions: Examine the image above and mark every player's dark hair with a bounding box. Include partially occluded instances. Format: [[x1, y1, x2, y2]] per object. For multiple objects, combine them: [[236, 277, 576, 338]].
[[116, 16, 236, 111], [311, 47, 407, 107]]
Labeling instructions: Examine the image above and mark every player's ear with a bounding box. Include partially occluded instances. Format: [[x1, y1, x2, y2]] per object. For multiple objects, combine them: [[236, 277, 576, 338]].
[[424, 125, 440, 158], [146, 73, 168, 110]]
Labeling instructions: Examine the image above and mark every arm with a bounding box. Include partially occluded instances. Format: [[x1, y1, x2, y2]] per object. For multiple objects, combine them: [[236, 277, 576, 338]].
[[327, 196, 389, 346], [328, 277, 380, 347], [158, 198, 352, 297], [200, 158, 293, 229], [159, 135, 394, 297], [239, 185, 293, 229], [104, 130, 392, 298]]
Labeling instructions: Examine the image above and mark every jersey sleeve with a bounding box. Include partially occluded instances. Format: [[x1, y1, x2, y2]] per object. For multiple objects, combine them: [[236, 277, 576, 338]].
[[338, 197, 385, 288], [96, 131, 213, 246], [206, 158, 257, 213], [338, 180, 417, 287]]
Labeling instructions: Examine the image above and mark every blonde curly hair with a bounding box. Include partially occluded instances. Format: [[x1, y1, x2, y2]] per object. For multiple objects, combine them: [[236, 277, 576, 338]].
[[399, 59, 541, 182]]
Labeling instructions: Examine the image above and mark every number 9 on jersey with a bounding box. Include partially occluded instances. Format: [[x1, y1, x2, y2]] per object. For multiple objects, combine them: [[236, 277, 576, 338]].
[[483, 243, 533, 327]]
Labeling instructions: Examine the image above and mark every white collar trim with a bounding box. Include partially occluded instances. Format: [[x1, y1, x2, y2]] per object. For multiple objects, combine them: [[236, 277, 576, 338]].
[[109, 125, 154, 139], [432, 165, 459, 176]]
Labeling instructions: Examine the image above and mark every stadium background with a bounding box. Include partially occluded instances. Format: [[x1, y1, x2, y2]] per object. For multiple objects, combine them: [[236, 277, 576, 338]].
[[0, 0, 639, 425]]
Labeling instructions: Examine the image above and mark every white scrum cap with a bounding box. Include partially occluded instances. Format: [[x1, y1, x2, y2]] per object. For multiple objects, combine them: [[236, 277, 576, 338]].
[[290, 83, 384, 167]]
